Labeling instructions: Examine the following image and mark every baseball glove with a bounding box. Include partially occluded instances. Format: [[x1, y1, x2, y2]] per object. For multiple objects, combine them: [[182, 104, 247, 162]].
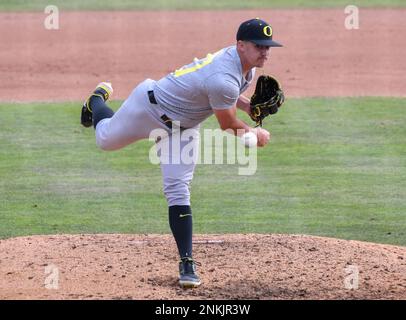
[[249, 75, 285, 127]]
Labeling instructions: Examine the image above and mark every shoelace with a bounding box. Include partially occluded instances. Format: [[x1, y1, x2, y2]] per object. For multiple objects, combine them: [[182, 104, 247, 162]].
[[180, 258, 202, 267]]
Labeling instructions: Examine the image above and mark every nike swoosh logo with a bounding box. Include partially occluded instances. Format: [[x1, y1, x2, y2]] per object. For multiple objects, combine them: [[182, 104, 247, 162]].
[[179, 214, 192, 218]]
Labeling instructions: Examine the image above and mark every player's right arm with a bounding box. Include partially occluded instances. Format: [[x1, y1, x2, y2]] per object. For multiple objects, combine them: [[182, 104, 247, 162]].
[[236, 95, 251, 114], [207, 74, 270, 147], [213, 107, 270, 147]]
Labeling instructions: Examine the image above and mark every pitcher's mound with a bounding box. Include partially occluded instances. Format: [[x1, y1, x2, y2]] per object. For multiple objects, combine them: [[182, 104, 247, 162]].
[[0, 234, 405, 299]]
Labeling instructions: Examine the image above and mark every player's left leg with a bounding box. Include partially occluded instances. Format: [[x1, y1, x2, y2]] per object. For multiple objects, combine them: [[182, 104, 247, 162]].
[[158, 127, 201, 288]]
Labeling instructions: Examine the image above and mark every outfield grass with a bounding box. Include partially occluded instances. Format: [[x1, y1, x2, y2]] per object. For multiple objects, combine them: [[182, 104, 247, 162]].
[[1, 98, 405, 245], [0, 0, 405, 11]]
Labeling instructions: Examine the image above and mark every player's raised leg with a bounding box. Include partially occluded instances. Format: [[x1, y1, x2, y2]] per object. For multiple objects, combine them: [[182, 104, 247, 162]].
[[81, 82, 115, 128], [82, 79, 168, 151]]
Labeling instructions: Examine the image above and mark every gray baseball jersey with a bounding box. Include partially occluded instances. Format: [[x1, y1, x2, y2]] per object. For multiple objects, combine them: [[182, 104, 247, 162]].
[[95, 45, 255, 206], [154, 45, 255, 128]]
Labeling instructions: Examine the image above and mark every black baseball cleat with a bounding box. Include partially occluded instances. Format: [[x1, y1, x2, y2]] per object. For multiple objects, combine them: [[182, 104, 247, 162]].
[[81, 82, 113, 127], [178, 257, 201, 288]]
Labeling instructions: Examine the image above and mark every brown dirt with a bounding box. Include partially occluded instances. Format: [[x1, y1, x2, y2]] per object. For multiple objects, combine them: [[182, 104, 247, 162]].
[[1, 9, 406, 299], [1, 9, 405, 102], [0, 234, 405, 300]]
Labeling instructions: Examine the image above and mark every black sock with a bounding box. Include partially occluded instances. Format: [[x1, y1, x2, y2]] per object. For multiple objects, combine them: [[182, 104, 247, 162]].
[[90, 95, 114, 128], [169, 205, 193, 259]]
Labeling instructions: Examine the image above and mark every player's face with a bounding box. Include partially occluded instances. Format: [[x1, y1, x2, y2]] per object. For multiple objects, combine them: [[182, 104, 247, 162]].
[[241, 41, 271, 68]]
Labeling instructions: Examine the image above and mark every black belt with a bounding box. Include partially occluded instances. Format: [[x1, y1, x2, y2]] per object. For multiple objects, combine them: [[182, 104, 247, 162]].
[[148, 90, 158, 104], [148, 90, 185, 130]]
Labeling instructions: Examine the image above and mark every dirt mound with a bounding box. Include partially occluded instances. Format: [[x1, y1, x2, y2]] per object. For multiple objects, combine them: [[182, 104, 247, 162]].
[[0, 234, 405, 299]]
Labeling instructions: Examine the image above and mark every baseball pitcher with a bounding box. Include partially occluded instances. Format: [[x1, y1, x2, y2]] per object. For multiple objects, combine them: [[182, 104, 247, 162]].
[[80, 18, 284, 288]]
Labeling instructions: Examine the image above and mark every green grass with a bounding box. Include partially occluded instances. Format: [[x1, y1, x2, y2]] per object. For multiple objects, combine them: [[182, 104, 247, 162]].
[[1, 98, 405, 245], [0, 0, 405, 11]]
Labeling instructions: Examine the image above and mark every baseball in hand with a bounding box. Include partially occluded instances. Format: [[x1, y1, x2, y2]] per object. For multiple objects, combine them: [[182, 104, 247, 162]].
[[240, 132, 258, 148]]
